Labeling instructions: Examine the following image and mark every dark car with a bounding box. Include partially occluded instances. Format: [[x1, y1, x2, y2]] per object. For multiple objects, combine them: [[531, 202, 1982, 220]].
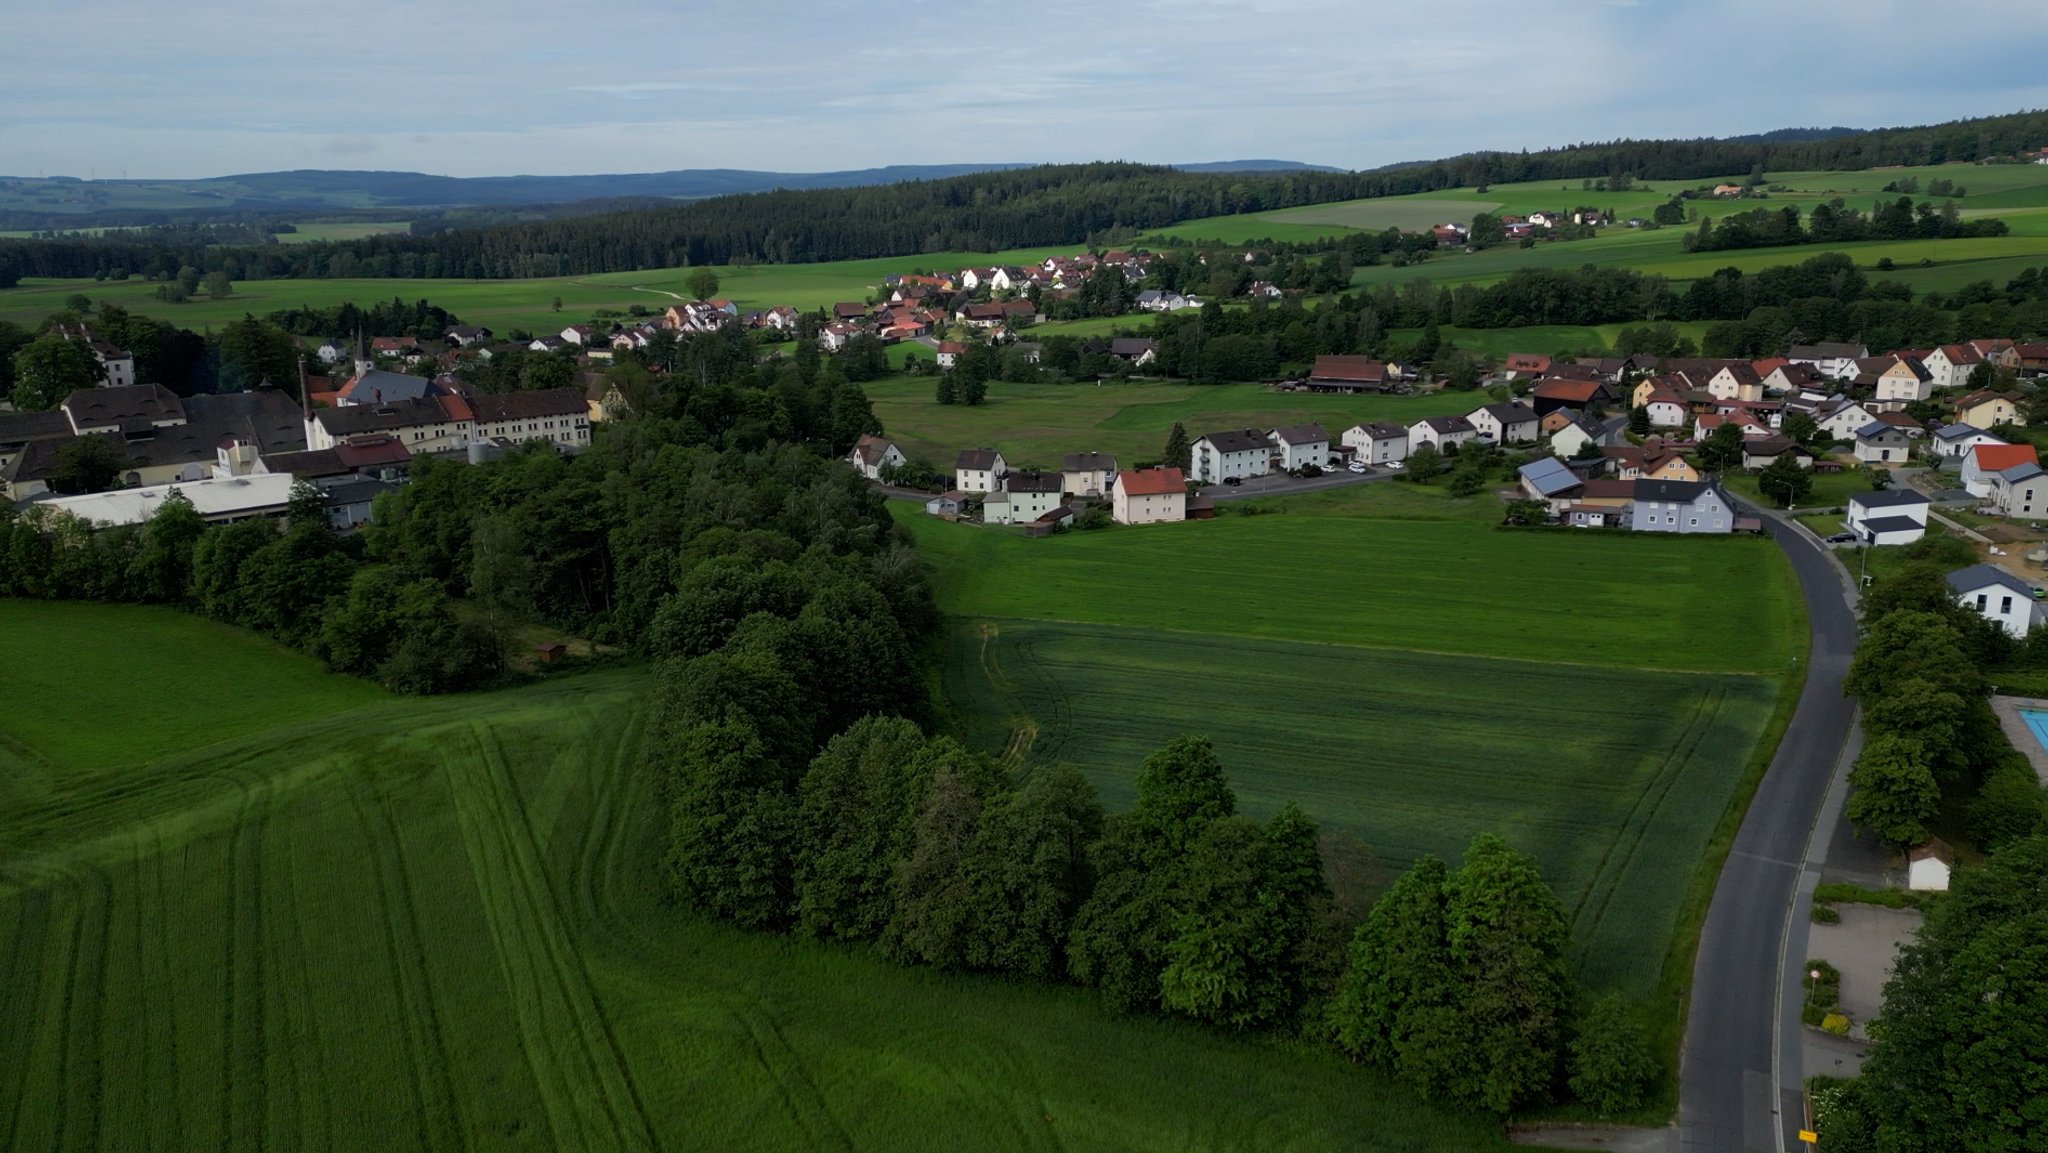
[[1221, 476, 1242, 486], [1824, 531, 1858, 544]]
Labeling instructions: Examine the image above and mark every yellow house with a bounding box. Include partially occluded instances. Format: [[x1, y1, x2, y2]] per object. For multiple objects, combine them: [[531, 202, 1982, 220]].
[[1956, 390, 2026, 429], [1644, 454, 1700, 483]]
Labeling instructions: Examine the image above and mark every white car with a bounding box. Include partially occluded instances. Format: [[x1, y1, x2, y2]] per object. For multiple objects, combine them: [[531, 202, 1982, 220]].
[[1347, 462, 1368, 474], [1386, 461, 1405, 470]]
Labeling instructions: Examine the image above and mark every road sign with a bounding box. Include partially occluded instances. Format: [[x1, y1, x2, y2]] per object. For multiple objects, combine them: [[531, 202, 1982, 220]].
[[1798, 1130, 1818, 1144]]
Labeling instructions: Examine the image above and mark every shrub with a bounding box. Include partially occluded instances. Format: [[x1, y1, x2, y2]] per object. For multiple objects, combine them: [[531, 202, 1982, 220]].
[[1567, 995, 1658, 1115], [1801, 959, 1842, 1027], [1969, 761, 2047, 851], [1810, 904, 1841, 924], [1821, 1013, 1851, 1036]]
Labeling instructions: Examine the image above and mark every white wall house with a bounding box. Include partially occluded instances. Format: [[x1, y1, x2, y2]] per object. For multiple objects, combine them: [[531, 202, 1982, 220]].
[[1643, 396, 1688, 428], [1467, 403, 1539, 444], [1923, 345, 1983, 391], [1874, 359, 1935, 406], [1268, 423, 1331, 471], [954, 447, 1008, 494], [1853, 422, 1914, 465], [1991, 462, 2047, 518], [1817, 401, 1879, 442], [984, 471, 1062, 525], [1061, 452, 1119, 497], [1908, 841, 1953, 892], [1946, 564, 2041, 638], [1188, 429, 1272, 484], [1342, 422, 1408, 465], [1845, 489, 1930, 546], [848, 435, 906, 481], [1408, 416, 1479, 451], [1963, 444, 2040, 497], [1111, 467, 1188, 525], [1931, 423, 2001, 460]]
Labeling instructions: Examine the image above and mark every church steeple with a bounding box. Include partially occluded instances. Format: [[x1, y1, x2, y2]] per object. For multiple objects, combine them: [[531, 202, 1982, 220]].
[[353, 328, 372, 377]]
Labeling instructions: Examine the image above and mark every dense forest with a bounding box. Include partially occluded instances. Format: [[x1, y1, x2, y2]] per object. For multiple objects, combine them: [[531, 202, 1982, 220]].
[[2, 110, 2044, 285]]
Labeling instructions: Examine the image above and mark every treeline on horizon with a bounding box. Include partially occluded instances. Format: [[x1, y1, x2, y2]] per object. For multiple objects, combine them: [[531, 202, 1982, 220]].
[[2, 110, 2046, 284]]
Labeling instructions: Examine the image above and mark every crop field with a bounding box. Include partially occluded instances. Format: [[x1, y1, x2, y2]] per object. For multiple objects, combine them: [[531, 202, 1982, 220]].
[[943, 619, 1778, 994], [274, 221, 413, 244], [0, 598, 1511, 1151], [865, 376, 1478, 471]]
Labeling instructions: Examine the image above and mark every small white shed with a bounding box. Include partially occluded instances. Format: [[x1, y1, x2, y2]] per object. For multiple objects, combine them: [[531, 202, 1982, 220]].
[[1908, 839, 1953, 892]]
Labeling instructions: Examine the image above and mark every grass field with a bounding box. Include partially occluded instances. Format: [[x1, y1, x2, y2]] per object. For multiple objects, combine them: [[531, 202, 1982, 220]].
[[896, 488, 1802, 673], [274, 221, 412, 244], [944, 619, 1778, 995], [898, 480, 1803, 1014], [866, 377, 1479, 470], [0, 598, 1513, 1151]]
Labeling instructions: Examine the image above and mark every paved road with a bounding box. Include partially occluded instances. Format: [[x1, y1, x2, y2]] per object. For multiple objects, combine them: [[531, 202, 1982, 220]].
[[1678, 510, 1860, 1152], [1197, 469, 1391, 501]]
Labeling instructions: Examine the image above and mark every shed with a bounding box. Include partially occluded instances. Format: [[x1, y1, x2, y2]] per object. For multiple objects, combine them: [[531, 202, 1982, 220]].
[[1908, 839, 1953, 891], [535, 642, 567, 664]]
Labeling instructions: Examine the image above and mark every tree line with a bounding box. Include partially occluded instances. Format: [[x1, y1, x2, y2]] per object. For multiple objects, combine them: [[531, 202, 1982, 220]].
[[1681, 198, 2008, 253], [4, 109, 2046, 284]]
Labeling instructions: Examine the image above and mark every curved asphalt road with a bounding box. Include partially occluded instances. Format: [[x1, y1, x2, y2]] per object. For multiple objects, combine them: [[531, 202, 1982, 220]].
[[1678, 510, 1859, 1151]]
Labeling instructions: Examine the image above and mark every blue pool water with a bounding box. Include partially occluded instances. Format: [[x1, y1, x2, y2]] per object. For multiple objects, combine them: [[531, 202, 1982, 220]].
[[2021, 709, 2048, 754]]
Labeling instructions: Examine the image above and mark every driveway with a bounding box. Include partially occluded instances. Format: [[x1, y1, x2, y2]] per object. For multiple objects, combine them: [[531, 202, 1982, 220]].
[[1198, 469, 1392, 501]]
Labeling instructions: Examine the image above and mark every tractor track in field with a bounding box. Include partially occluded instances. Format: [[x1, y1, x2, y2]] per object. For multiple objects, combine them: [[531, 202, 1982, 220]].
[[351, 789, 452, 1153]]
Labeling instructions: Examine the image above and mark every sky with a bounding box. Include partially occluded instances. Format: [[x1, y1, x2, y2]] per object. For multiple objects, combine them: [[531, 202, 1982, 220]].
[[5, 0, 2048, 180]]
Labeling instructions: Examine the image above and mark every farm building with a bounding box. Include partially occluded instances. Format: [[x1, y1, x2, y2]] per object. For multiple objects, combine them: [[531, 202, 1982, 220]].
[[1845, 490, 1930, 546], [1517, 458, 1583, 510], [1529, 377, 1617, 416], [1303, 355, 1395, 394], [1112, 467, 1188, 525]]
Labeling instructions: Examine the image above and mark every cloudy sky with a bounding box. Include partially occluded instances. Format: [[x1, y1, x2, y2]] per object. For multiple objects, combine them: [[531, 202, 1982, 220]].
[[6, 0, 2048, 180]]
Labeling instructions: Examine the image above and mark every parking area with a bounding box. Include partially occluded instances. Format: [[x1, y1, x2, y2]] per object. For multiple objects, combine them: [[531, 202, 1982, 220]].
[[1198, 468, 1394, 501]]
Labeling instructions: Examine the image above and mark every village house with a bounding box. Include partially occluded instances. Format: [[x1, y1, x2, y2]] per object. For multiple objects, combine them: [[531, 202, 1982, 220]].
[[1135, 289, 1195, 313], [1629, 479, 1735, 534], [1605, 445, 1699, 483], [1956, 390, 2026, 429], [1853, 421, 1915, 465], [1846, 489, 1930, 545], [1530, 377, 1616, 417], [1870, 357, 1936, 408], [1467, 402, 1539, 445], [1932, 423, 2002, 459], [847, 434, 906, 481], [1741, 437, 1814, 471], [1341, 421, 1409, 465], [1061, 451, 1119, 497], [953, 447, 1008, 494], [1549, 416, 1617, 460], [1787, 342, 1869, 380], [1816, 399, 1880, 441], [1188, 429, 1272, 484], [1923, 344, 1986, 391], [1268, 424, 1331, 471], [936, 341, 966, 369], [1947, 564, 2042, 638], [1704, 364, 1766, 403], [983, 470, 1063, 526], [1112, 467, 1188, 525], [1642, 392, 1689, 429], [1503, 353, 1553, 380], [1109, 338, 1158, 368], [1963, 443, 2040, 497], [1763, 363, 1827, 395], [3, 386, 307, 501], [1989, 458, 2047, 518], [1408, 415, 1479, 452]]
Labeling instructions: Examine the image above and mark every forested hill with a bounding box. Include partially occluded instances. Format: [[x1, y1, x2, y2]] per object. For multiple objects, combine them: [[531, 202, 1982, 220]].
[[3, 110, 2046, 284]]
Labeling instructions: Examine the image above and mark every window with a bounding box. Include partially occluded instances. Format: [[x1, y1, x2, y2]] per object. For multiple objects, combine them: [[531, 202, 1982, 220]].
[[2003, 596, 2015, 614], [1978, 594, 1989, 610], [1689, 518, 1699, 526]]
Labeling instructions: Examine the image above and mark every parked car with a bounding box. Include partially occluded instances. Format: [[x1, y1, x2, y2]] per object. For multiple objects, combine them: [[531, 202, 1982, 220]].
[[1347, 462, 1369, 474], [1221, 476, 1242, 486], [1824, 531, 1858, 544], [1386, 461, 1405, 470]]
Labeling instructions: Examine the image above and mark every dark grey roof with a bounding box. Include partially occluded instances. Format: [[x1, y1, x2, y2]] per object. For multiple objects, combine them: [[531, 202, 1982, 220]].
[[1849, 488, 1929, 509], [1004, 470, 1064, 494], [185, 390, 305, 453], [341, 369, 438, 406], [1062, 452, 1118, 471], [1269, 422, 1329, 445], [471, 389, 585, 421], [955, 447, 1003, 470], [60, 384, 185, 430], [1478, 402, 1538, 424], [0, 409, 73, 447], [1947, 563, 2035, 599], [1856, 421, 1908, 440], [314, 396, 448, 438], [1198, 429, 1269, 454], [1934, 422, 1986, 441], [262, 448, 348, 477], [1518, 457, 1582, 497], [1859, 516, 1926, 536], [1633, 479, 1713, 503], [321, 477, 398, 507], [1790, 342, 1868, 359], [1353, 421, 1406, 439], [1109, 338, 1156, 357], [1415, 416, 1477, 435]]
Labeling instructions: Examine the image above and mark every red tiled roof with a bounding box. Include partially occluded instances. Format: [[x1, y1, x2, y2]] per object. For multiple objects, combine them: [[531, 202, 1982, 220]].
[[1533, 379, 1603, 402], [1117, 467, 1185, 496], [1308, 355, 1387, 383], [1972, 444, 2038, 471], [439, 394, 475, 422]]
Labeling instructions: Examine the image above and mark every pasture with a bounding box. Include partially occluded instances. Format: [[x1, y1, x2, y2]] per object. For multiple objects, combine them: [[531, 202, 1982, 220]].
[[865, 376, 1478, 471], [0, 599, 1513, 1151], [274, 221, 413, 244], [943, 619, 1778, 995]]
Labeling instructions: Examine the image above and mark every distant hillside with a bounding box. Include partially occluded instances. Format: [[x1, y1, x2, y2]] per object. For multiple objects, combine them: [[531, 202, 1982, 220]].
[[1723, 126, 1867, 144], [0, 160, 1339, 227]]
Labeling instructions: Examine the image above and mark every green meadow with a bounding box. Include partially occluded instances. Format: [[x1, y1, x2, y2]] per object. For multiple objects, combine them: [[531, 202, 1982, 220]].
[[898, 481, 1803, 1024], [0, 598, 1514, 1151]]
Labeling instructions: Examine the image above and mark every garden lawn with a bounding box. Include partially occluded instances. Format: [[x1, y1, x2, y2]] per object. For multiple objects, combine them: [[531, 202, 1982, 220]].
[[865, 377, 1480, 472], [943, 619, 1779, 996], [0, 600, 1512, 1152]]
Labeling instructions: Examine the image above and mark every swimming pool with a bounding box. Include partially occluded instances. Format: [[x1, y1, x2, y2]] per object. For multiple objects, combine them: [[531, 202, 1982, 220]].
[[2020, 708, 2048, 754]]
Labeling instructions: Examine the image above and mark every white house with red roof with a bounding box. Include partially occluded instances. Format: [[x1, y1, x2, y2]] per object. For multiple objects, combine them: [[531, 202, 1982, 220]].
[[1112, 467, 1187, 525]]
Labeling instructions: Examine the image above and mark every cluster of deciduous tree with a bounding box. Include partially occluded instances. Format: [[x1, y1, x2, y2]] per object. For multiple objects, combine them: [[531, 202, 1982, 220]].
[[0, 483, 500, 694], [1841, 544, 2045, 853], [2, 305, 300, 407], [1811, 834, 2048, 1151], [1682, 198, 2008, 253], [264, 297, 463, 342]]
